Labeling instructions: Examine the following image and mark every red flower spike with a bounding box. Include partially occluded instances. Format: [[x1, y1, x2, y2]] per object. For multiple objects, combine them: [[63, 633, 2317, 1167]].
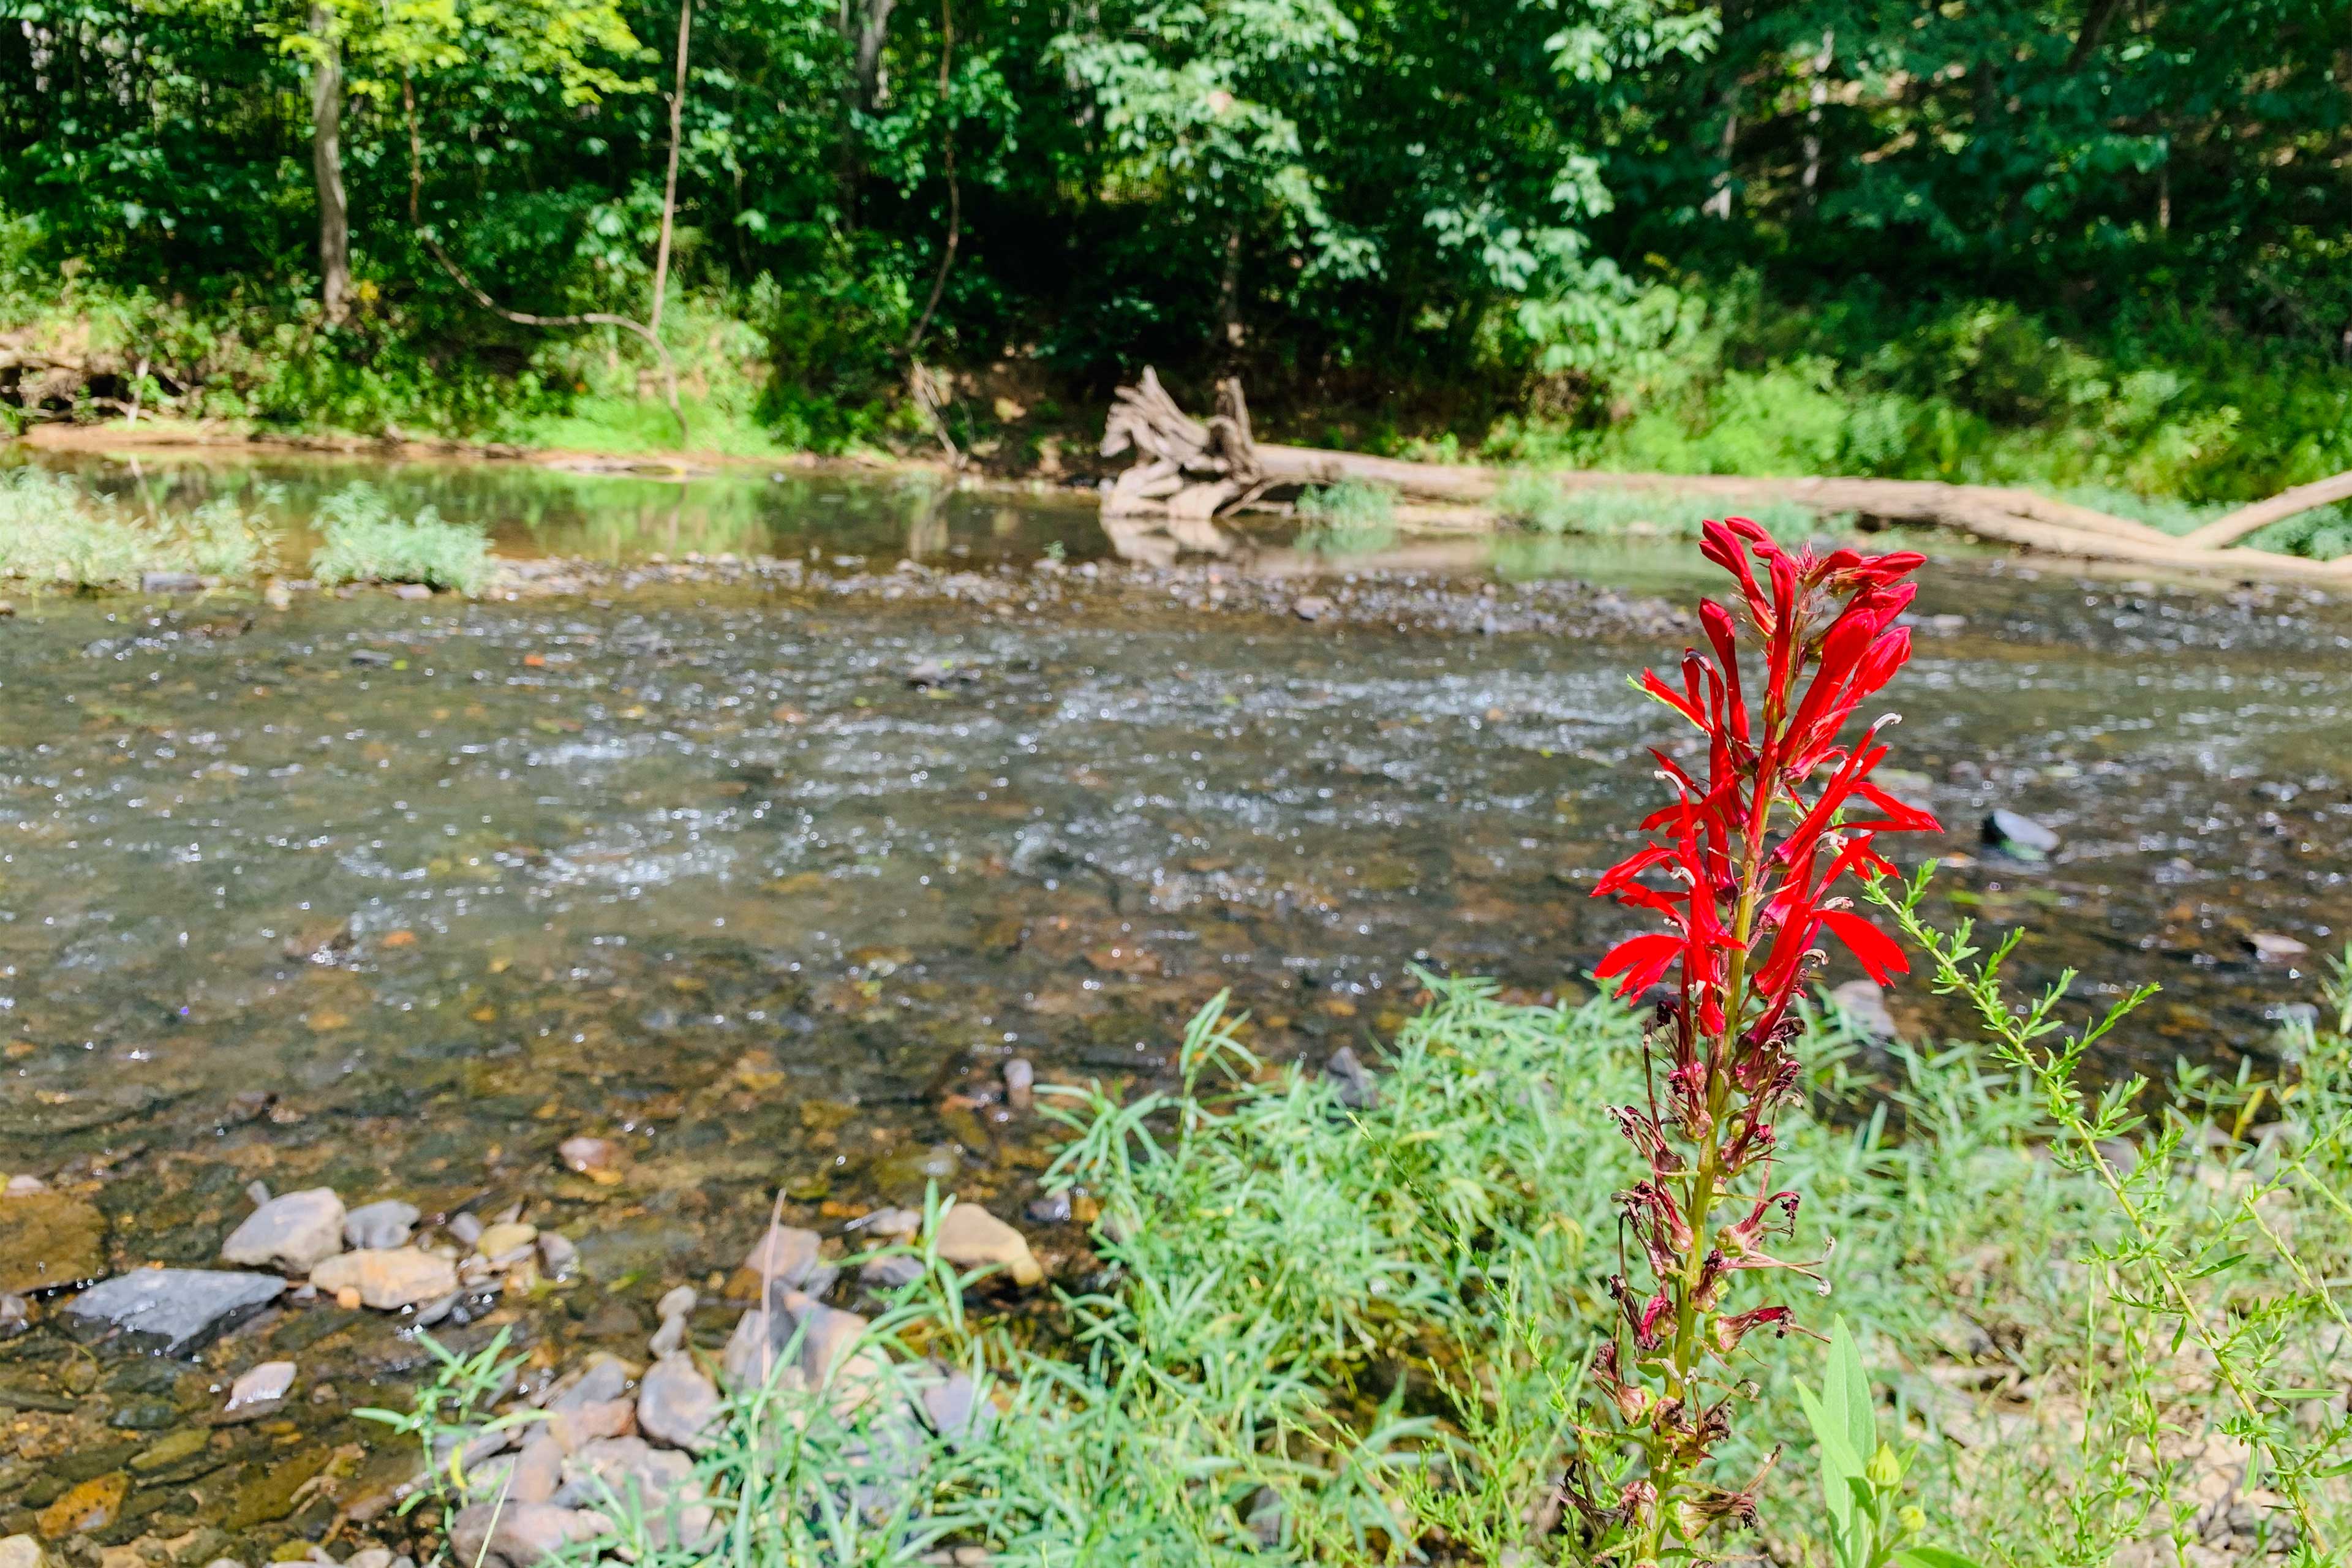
[[1577, 518, 1936, 1560]]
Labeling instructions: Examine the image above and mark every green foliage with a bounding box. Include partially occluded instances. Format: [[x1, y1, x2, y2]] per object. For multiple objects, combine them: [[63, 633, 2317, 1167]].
[[0, 465, 283, 586], [1801, 1319, 1982, 1568], [1492, 473, 1825, 541], [308, 481, 494, 592], [363, 963, 2352, 1562]]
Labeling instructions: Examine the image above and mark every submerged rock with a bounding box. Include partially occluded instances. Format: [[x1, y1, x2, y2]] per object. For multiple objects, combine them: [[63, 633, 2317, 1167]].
[[1982, 809, 2059, 860], [36, 1472, 127, 1538], [729, 1223, 835, 1299], [310, 1248, 458, 1310], [0, 1536, 50, 1568], [342, 1200, 420, 1251], [65, 1268, 285, 1355], [222, 1188, 345, 1273], [2248, 932, 2311, 963], [935, 1204, 1043, 1287], [225, 1360, 297, 1412], [0, 1191, 106, 1295]]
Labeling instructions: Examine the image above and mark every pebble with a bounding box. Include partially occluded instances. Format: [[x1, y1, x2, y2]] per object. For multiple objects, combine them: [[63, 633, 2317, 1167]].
[[393, 584, 433, 600], [2248, 932, 2310, 963], [0, 1295, 26, 1338], [140, 571, 202, 594], [508, 1432, 564, 1504], [222, 1188, 346, 1273], [1002, 1057, 1035, 1110], [477, 1221, 538, 1262], [0, 1535, 48, 1568], [64, 1268, 286, 1355], [1982, 808, 2059, 859], [537, 1232, 580, 1280], [558, 1137, 622, 1182], [636, 1354, 721, 1452], [648, 1314, 688, 1359], [1292, 595, 1333, 621], [934, 1205, 1044, 1287], [225, 1360, 297, 1411], [655, 1284, 698, 1320], [732, 1223, 835, 1298], [555, 1438, 711, 1548], [263, 581, 293, 611], [342, 1200, 420, 1251], [3, 1175, 47, 1196], [448, 1212, 484, 1246], [918, 1365, 992, 1452], [309, 1248, 460, 1310]]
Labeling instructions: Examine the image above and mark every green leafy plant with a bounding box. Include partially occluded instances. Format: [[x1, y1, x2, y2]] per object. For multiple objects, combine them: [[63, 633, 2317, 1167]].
[[1800, 1317, 1981, 1568]]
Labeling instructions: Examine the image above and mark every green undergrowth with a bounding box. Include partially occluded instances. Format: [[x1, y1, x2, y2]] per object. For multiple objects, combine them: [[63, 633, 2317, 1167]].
[[390, 945, 2352, 1565], [1295, 480, 1401, 557]]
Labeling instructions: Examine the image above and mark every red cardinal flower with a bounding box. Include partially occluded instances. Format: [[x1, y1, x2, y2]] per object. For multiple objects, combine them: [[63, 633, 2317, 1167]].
[[1574, 519, 1939, 1564]]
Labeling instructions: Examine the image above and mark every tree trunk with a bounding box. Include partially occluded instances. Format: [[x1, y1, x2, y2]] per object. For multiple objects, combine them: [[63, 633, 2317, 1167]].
[[1216, 224, 1243, 352], [1800, 28, 1833, 213], [649, 0, 692, 335], [309, 3, 350, 326]]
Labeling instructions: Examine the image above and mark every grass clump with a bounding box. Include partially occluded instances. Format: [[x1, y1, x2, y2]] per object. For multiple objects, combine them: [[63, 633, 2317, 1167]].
[[307, 481, 494, 594], [377, 951, 2352, 1564], [1295, 479, 1400, 557]]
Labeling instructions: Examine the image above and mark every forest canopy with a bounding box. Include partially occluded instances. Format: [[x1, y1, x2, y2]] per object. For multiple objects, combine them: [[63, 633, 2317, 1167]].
[[3, 0, 2349, 503]]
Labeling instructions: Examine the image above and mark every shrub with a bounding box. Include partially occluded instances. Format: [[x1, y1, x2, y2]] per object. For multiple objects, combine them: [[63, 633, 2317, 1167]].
[[307, 482, 494, 594]]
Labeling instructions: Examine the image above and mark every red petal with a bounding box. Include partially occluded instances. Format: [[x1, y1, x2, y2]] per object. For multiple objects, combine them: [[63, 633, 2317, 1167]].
[[1818, 910, 1909, 984], [1594, 932, 1683, 997]]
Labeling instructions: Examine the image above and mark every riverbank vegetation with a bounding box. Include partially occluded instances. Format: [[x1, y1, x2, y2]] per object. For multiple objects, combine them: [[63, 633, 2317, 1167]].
[[3, 0, 2348, 551], [379, 960, 2352, 1565]]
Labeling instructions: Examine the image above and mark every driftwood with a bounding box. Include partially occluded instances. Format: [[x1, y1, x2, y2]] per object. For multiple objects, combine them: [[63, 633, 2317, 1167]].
[[1099, 368, 2352, 584]]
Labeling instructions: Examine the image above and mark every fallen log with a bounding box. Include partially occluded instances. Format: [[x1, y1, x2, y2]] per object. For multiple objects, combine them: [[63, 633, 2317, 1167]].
[[1099, 369, 2351, 585]]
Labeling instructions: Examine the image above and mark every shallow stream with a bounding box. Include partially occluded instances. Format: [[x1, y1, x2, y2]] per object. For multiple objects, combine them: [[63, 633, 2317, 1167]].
[[1, 449, 2348, 1558]]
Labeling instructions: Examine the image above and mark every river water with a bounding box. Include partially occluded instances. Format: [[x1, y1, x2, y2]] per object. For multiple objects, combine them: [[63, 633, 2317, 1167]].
[[0, 449, 2347, 1551]]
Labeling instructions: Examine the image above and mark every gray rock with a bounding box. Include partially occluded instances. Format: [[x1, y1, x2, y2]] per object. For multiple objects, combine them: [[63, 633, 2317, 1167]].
[[1292, 595, 1333, 622], [0, 1295, 27, 1338], [1, 1535, 50, 1568], [648, 1314, 688, 1359], [636, 1354, 720, 1452], [1830, 979, 1898, 1041], [2249, 932, 2312, 963], [916, 1365, 992, 1452], [655, 1284, 698, 1321], [141, 571, 202, 594], [222, 1188, 346, 1273], [448, 1212, 484, 1246], [342, 1200, 419, 1252], [1322, 1046, 1378, 1110], [859, 1254, 925, 1291], [448, 1502, 608, 1568], [66, 1268, 286, 1356], [1002, 1057, 1034, 1111], [739, 1224, 835, 1297], [344, 1551, 394, 1568], [244, 1181, 273, 1208], [1983, 809, 2059, 860]]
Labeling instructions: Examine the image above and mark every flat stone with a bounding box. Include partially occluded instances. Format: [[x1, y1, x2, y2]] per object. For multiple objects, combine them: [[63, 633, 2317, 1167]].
[[635, 1354, 720, 1452], [222, 1189, 345, 1274], [2249, 932, 2311, 963], [510, 1433, 564, 1506], [447, 1502, 606, 1568], [537, 1233, 579, 1280], [309, 1249, 457, 1310], [737, 1224, 826, 1289], [36, 1472, 127, 1539], [1, 1534, 50, 1568], [0, 1193, 106, 1295], [342, 1201, 419, 1252], [140, 571, 202, 595], [225, 1361, 296, 1412], [917, 1365, 992, 1452], [554, 1438, 709, 1548], [935, 1204, 1043, 1287], [64, 1268, 285, 1356], [477, 1222, 537, 1262]]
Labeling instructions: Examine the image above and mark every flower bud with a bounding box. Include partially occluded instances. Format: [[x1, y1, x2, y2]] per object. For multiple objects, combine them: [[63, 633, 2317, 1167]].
[[1868, 1443, 1902, 1489], [1899, 1506, 1927, 1535]]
